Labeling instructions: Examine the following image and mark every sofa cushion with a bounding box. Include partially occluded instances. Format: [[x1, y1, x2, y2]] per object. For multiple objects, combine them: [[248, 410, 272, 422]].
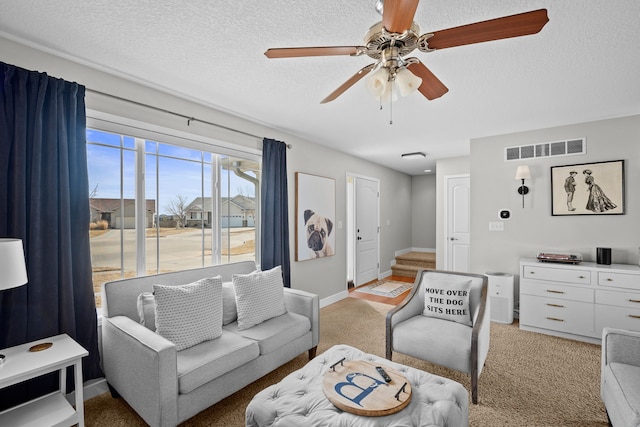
[[153, 276, 223, 351], [223, 311, 311, 355], [222, 282, 237, 325], [177, 331, 260, 394], [422, 276, 473, 326], [233, 266, 287, 331], [393, 315, 472, 374], [136, 291, 156, 331], [602, 362, 640, 427]]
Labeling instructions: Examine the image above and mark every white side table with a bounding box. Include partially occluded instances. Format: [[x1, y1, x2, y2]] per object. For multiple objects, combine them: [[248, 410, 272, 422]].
[[0, 333, 88, 427]]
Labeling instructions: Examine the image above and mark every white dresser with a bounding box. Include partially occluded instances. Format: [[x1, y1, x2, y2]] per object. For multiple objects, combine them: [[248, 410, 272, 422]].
[[519, 258, 640, 344]]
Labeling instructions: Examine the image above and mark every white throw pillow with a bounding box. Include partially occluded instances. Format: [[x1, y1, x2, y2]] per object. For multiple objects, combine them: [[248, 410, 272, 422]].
[[136, 281, 238, 328], [422, 276, 473, 326], [153, 276, 223, 351], [232, 266, 287, 331]]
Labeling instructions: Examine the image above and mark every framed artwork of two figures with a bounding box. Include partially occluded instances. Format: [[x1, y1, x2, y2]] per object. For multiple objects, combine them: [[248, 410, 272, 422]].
[[551, 160, 624, 216]]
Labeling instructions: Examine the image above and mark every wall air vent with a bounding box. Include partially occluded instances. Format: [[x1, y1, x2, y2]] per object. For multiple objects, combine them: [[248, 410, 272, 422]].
[[504, 138, 586, 161]]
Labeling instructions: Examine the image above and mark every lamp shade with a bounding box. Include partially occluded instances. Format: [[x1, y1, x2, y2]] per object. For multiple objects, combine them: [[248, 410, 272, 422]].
[[365, 67, 389, 98], [515, 165, 531, 180], [0, 238, 28, 290], [395, 67, 422, 97]]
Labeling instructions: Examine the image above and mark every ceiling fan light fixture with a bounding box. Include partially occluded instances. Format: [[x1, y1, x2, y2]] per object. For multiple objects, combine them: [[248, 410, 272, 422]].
[[395, 67, 422, 97], [365, 67, 389, 98]]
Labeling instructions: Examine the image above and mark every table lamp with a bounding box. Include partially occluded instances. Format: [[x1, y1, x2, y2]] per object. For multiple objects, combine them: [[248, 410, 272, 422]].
[[0, 238, 29, 363]]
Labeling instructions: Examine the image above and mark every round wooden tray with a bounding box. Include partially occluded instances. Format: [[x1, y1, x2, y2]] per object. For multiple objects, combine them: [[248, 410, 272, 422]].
[[322, 359, 412, 417]]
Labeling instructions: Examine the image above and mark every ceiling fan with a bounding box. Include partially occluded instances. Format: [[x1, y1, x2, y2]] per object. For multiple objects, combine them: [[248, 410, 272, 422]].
[[264, 0, 548, 104]]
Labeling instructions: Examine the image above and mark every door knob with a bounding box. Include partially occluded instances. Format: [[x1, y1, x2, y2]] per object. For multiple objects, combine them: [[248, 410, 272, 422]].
[[450, 237, 458, 241]]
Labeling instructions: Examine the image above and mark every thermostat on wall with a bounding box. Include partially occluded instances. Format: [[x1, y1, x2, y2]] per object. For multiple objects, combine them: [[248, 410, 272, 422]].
[[498, 209, 511, 220]]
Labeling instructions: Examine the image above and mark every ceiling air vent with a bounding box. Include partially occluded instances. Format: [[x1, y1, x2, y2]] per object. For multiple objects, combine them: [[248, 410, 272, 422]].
[[504, 138, 586, 161]]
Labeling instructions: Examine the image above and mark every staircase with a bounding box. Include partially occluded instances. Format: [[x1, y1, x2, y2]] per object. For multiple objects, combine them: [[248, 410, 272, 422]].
[[391, 251, 436, 278]]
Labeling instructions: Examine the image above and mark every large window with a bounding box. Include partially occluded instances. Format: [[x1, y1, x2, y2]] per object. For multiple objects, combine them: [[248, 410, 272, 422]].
[[87, 123, 260, 308]]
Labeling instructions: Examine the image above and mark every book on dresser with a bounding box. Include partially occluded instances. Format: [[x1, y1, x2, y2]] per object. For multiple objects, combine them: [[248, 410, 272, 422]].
[[519, 257, 640, 344]]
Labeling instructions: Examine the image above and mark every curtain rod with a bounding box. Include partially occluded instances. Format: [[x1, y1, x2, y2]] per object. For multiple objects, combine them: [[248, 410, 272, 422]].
[[86, 88, 292, 148]]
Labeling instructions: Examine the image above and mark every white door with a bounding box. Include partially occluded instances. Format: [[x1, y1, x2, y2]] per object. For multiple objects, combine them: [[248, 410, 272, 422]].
[[445, 175, 470, 272], [355, 176, 379, 286]]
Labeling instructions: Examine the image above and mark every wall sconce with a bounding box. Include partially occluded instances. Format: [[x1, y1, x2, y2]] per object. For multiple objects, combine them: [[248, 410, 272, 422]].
[[515, 165, 531, 208]]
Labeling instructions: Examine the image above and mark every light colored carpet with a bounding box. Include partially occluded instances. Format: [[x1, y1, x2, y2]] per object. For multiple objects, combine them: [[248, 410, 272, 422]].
[[85, 298, 608, 427], [355, 279, 413, 297]]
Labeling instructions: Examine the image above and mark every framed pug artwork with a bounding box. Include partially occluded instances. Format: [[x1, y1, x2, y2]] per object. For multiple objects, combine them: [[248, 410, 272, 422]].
[[295, 172, 336, 261], [551, 160, 624, 216]]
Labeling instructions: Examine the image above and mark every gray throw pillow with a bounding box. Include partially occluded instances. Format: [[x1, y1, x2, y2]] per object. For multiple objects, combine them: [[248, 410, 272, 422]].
[[422, 276, 473, 326], [153, 276, 223, 351], [232, 266, 287, 331], [136, 291, 156, 331], [222, 282, 237, 325]]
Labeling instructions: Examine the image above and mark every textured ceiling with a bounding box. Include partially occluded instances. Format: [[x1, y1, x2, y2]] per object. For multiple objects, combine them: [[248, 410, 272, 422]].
[[1, 1, 639, 175]]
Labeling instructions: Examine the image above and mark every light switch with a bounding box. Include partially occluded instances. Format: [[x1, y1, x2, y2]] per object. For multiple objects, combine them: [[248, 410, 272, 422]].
[[337, 220, 343, 229]]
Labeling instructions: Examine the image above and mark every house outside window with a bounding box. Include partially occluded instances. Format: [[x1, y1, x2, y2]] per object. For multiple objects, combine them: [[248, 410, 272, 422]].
[[86, 121, 260, 308]]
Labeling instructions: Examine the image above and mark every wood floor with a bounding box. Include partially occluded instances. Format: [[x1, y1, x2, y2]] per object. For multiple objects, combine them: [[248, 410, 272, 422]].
[[348, 275, 415, 306]]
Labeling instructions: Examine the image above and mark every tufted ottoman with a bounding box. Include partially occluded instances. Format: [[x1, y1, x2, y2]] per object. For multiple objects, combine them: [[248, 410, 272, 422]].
[[245, 344, 468, 427]]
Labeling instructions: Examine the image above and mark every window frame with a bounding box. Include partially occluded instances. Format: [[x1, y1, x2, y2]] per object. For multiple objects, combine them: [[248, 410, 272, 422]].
[[87, 110, 262, 304]]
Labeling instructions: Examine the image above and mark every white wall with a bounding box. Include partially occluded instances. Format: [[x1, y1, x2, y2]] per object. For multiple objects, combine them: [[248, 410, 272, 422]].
[[1, 36, 413, 302], [470, 115, 640, 298], [410, 174, 436, 250]]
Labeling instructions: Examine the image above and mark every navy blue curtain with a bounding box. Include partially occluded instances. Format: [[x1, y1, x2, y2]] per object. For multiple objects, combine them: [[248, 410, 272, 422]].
[[0, 62, 102, 408], [260, 138, 291, 287]]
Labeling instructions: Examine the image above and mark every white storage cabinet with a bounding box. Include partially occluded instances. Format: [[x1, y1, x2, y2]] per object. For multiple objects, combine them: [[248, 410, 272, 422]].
[[519, 258, 640, 344]]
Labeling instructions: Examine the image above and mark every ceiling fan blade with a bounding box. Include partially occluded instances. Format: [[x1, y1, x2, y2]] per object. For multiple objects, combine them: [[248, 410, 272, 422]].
[[320, 64, 376, 104], [406, 60, 448, 100], [424, 9, 549, 50], [382, 0, 420, 33], [264, 46, 364, 58]]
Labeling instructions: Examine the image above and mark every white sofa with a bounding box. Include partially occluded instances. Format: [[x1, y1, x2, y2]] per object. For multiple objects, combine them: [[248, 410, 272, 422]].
[[101, 261, 319, 427], [601, 327, 640, 426]]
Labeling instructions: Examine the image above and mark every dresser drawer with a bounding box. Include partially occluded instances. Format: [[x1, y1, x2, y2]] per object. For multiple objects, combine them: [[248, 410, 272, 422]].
[[520, 295, 594, 337], [520, 281, 593, 303], [596, 289, 640, 309], [595, 304, 640, 334], [598, 272, 640, 290], [523, 265, 591, 285]]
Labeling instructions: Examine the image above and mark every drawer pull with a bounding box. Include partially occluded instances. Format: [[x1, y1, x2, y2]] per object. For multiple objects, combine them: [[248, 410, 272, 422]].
[[606, 278, 613, 282], [629, 299, 640, 304], [578, 276, 586, 279], [630, 315, 640, 319], [546, 317, 564, 322], [546, 303, 564, 308], [546, 289, 565, 294]]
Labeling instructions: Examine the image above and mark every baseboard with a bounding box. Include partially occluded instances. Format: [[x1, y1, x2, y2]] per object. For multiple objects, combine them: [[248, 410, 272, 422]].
[[394, 248, 436, 258], [320, 290, 348, 308], [411, 247, 436, 253], [379, 270, 392, 279], [64, 377, 109, 404], [394, 248, 412, 257]]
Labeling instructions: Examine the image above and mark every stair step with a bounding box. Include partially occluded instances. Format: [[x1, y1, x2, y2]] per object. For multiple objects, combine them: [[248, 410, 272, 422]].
[[391, 264, 434, 278], [396, 251, 436, 263], [392, 251, 436, 278]]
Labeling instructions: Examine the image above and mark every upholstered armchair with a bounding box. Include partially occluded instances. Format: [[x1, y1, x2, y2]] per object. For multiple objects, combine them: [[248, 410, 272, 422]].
[[386, 270, 490, 404], [601, 327, 640, 426]]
